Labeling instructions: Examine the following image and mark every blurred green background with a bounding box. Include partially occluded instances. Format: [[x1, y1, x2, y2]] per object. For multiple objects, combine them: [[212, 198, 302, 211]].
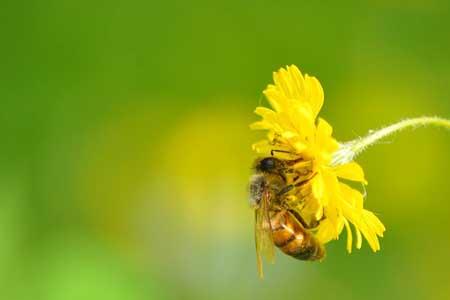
[[2, 1, 450, 299]]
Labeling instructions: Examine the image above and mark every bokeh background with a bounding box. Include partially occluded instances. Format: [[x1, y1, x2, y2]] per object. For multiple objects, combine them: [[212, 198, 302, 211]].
[[2, 1, 450, 299]]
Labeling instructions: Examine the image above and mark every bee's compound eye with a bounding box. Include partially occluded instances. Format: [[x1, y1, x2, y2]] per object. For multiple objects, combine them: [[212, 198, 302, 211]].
[[259, 157, 276, 172]]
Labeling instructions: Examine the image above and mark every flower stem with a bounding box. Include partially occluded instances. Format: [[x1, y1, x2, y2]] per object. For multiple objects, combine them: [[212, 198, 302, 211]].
[[331, 116, 450, 166]]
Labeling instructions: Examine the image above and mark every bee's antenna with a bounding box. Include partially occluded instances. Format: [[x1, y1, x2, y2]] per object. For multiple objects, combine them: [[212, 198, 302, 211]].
[[270, 149, 293, 156]]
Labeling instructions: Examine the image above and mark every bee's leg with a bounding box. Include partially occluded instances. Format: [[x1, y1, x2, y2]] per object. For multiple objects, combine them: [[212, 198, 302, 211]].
[[290, 160, 313, 169], [307, 211, 326, 229], [293, 172, 317, 187], [285, 157, 306, 165], [283, 160, 313, 176], [288, 210, 310, 229], [276, 184, 294, 196], [276, 173, 317, 198], [289, 209, 324, 230]]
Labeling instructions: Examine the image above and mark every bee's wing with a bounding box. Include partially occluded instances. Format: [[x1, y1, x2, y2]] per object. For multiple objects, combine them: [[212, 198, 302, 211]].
[[254, 190, 275, 279]]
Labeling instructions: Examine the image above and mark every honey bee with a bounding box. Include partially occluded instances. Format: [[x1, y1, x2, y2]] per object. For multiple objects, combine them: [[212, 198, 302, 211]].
[[249, 157, 325, 278]]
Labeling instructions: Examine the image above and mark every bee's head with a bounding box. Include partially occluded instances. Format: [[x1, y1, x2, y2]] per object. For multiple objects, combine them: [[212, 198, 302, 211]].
[[255, 157, 283, 173]]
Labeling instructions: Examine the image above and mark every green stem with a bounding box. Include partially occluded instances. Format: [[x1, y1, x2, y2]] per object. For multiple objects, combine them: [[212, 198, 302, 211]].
[[331, 116, 450, 166]]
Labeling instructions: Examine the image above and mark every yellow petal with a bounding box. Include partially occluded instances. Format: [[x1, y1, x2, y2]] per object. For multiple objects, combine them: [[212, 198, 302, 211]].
[[312, 173, 325, 200], [317, 117, 333, 137], [322, 204, 340, 238], [252, 140, 272, 154], [273, 65, 305, 100], [316, 118, 338, 154], [355, 216, 381, 252], [344, 219, 353, 253], [322, 169, 340, 196], [340, 197, 382, 252], [315, 218, 337, 244], [249, 121, 272, 130], [333, 162, 368, 184], [292, 141, 307, 152], [355, 225, 362, 249], [273, 68, 292, 98], [304, 74, 324, 118], [254, 107, 276, 119], [263, 86, 286, 112], [363, 210, 386, 237], [340, 183, 364, 211], [281, 130, 298, 139], [287, 65, 305, 99], [290, 104, 315, 139]]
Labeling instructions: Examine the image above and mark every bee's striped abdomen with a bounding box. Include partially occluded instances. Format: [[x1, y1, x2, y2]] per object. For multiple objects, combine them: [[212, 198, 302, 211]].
[[271, 211, 325, 261]]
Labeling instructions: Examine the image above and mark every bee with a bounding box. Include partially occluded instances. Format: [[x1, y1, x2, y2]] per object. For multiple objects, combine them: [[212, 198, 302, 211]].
[[249, 156, 325, 278]]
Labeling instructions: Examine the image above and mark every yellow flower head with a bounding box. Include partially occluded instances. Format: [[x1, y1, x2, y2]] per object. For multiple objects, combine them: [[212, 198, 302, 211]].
[[250, 65, 385, 253]]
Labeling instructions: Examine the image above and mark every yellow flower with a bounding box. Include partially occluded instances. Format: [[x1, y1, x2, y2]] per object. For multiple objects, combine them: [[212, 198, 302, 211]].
[[250, 65, 385, 253]]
